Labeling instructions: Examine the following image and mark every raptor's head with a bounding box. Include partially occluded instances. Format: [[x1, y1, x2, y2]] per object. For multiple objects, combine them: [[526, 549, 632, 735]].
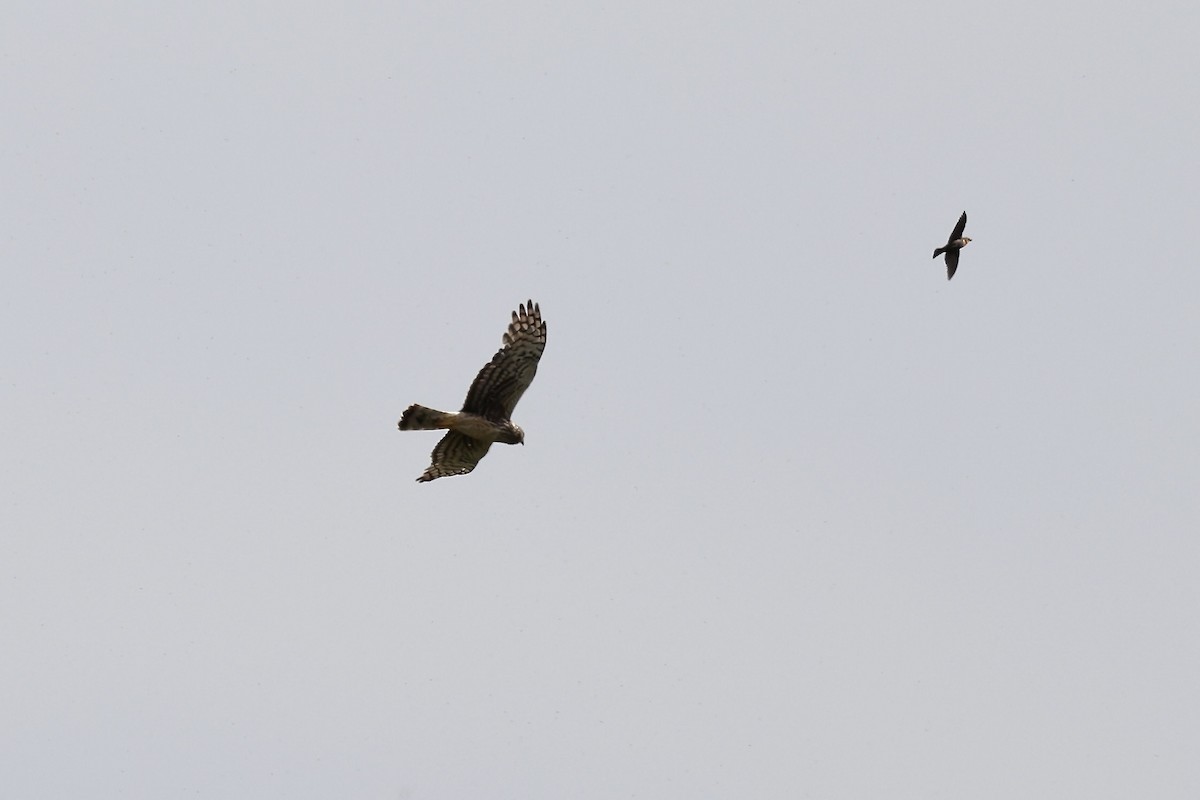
[[962, 237, 972, 246], [498, 422, 525, 445]]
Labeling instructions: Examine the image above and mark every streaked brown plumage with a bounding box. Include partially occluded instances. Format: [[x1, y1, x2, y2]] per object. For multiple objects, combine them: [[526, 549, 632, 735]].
[[398, 300, 547, 482]]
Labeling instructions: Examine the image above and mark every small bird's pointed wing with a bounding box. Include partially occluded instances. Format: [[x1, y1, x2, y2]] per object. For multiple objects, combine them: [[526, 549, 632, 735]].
[[461, 300, 547, 421], [417, 431, 493, 482], [949, 211, 967, 241], [945, 249, 960, 280]]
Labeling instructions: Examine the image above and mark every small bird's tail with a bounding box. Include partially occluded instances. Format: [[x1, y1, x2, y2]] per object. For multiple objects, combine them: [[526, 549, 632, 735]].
[[398, 404, 454, 431], [932, 247, 945, 259]]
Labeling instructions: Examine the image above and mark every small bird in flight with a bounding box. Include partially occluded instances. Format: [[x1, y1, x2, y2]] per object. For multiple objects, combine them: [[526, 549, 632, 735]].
[[932, 211, 971, 280]]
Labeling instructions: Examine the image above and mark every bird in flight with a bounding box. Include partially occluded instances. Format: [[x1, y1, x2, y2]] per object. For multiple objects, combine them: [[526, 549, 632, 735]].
[[398, 300, 547, 482], [932, 211, 971, 280]]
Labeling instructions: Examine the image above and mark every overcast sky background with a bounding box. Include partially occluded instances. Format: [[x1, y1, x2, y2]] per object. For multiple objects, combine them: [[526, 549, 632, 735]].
[[3, 2, 1198, 798]]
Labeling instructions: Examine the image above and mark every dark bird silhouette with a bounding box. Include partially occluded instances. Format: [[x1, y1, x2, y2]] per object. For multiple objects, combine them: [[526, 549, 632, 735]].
[[932, 211, 971, 280]]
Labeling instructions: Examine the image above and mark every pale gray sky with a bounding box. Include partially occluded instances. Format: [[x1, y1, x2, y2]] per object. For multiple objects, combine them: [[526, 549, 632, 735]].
[[3, 2, 1198, 798]]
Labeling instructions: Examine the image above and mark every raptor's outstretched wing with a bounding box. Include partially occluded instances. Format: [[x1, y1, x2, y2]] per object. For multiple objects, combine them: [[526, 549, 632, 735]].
[[418, 431, 494, 482], [460, 300, 547, 421]]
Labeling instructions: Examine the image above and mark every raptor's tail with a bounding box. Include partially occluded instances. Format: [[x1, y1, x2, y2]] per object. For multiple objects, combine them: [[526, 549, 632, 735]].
[[932, 247, 945, 259], [398, 404, 454, 431]]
